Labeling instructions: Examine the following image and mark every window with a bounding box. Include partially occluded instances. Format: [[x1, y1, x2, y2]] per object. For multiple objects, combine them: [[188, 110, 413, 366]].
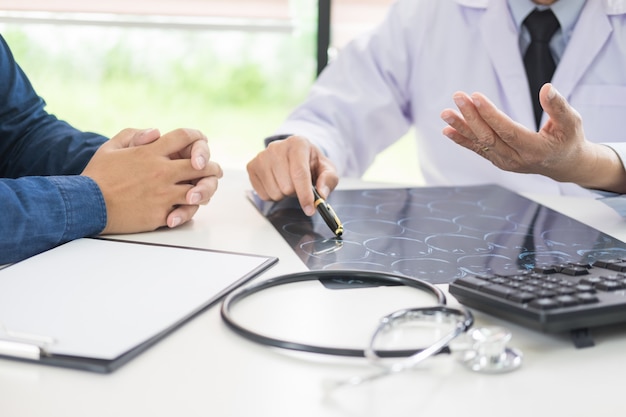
[[0, 0, 293, 20], [0, 0, 417, 182]]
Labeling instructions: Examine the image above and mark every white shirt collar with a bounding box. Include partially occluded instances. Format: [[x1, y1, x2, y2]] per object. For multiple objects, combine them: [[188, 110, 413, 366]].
[[455, 0, 625, 15], [507, 0, 586, 37]]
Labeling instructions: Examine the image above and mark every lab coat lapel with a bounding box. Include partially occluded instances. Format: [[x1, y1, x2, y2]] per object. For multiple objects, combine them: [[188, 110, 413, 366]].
[[478, 0, 535, 127], [552, 1, 612, 101]]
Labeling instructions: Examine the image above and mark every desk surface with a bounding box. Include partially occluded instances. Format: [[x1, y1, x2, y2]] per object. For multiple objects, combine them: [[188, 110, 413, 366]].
[[2, 170, 626, 417]]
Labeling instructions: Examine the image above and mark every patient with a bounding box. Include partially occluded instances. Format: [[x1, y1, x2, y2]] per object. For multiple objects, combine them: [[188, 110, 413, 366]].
[[0, 35, 223, 264]]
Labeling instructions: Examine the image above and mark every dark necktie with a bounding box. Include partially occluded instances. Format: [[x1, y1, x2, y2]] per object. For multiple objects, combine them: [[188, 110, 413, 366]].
[[523, 8, 560, 130]]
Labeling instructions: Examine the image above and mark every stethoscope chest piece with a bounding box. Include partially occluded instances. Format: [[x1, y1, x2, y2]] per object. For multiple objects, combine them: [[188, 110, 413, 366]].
[[459, 326, 523, 373]]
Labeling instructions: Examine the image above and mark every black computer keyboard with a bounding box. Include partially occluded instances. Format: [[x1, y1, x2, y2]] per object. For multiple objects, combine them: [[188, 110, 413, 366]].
[[449, 260, 626, 334]]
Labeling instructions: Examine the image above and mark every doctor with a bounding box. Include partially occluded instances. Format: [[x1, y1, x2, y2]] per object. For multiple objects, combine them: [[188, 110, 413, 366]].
[[246, 0, 626, 216]]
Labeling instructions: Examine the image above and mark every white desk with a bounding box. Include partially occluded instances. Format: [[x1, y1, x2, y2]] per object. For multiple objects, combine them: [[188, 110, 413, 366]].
[[2, 170, 626, 417]]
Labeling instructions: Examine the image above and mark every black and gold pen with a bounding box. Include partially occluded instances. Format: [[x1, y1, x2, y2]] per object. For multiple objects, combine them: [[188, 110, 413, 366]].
[[312, 186, 344, 237]]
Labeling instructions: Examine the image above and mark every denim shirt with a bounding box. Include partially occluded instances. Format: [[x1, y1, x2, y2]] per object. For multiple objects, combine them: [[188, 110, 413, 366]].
[[0, 35, 108, 264]]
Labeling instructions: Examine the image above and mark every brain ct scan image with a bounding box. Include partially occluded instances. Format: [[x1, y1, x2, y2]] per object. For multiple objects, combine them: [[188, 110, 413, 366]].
[[250, 185, 626, 284]]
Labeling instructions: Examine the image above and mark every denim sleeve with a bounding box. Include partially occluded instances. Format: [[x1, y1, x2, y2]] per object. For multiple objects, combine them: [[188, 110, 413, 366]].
[[0, 175, 107, 264], [0, 35, 110, 263], [0, 35, 107, 178]]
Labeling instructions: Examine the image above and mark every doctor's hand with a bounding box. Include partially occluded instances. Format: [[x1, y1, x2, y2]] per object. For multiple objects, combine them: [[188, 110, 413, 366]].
[[246, 135, 339, 216], [440, 84, 626, 194], [82, 128, 223, 234]]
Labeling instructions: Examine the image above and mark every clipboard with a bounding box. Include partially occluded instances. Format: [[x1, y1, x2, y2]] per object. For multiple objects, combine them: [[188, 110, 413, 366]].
[[0, 238, 277, 373]]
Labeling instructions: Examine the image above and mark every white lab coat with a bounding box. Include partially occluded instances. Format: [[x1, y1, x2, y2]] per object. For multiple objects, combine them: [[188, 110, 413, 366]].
[[276, 0, 626, 196]]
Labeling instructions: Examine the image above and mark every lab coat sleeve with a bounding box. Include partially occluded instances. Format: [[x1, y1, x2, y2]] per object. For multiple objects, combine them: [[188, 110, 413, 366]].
[[606, 142, 626, 169], [273, 0, 422, 176], [581, 142, 626, 216]]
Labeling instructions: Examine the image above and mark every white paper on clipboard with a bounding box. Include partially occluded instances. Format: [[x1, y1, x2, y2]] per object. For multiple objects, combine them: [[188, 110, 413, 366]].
[[0, 238, 276, 365]]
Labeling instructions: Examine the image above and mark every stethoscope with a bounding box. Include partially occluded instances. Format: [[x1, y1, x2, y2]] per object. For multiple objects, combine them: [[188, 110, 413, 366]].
[[221, 270, 522, 387]]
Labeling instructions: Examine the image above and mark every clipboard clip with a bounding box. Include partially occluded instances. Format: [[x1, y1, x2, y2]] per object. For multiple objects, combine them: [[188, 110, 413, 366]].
[[0, 323, 55, 360]]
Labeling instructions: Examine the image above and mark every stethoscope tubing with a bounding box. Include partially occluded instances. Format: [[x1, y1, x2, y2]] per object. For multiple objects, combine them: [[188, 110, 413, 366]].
[[220, 270, 471, 358]]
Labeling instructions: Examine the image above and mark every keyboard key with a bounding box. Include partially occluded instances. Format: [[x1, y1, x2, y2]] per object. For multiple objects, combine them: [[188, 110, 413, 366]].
[[519, 284, 539, 293], [509, 275, 528, 282], [540, 283, 559, 290], [580, 276, 602, 286], [534, 265, 558, 274], [596, 281, 626, 291], [555, 295, 579, 307], [453, 276, 489, 289], [556, 287, 576, 296], [482, 284, 514, 298], [529, 298, 560, 310], [592, 259, 618, 268], [576, 292, 599, 304], [491, 277, 511, 285], [536, 290, 557, 298], [508, 291, 536, 303], [559, 266, 589, 276], [601, 274, 622, 281], [606, 261, 626, 272], [574, 284, 594, 293]]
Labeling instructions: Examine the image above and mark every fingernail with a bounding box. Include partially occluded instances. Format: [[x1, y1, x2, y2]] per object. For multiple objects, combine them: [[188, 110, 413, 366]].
[[170, 216, 182, 228], [453, 95, 466, 107], [140, 128, 157, 138], [304, 205, 315, 216], [442, 115, 454, 124], [190, 192, 201, 204], [195, 155, 206, 169], [547, 85, 558, 100]]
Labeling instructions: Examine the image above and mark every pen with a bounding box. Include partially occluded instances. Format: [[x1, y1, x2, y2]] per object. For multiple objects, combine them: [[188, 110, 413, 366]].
[[312, 186, 344, 237]]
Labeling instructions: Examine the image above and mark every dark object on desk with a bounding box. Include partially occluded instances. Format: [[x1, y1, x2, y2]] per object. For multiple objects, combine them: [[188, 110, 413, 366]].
[[221, 269, 463, 358], [312, 185, 344, 237], [449, 260, 626, 346], [249, 185, 626, 284]]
